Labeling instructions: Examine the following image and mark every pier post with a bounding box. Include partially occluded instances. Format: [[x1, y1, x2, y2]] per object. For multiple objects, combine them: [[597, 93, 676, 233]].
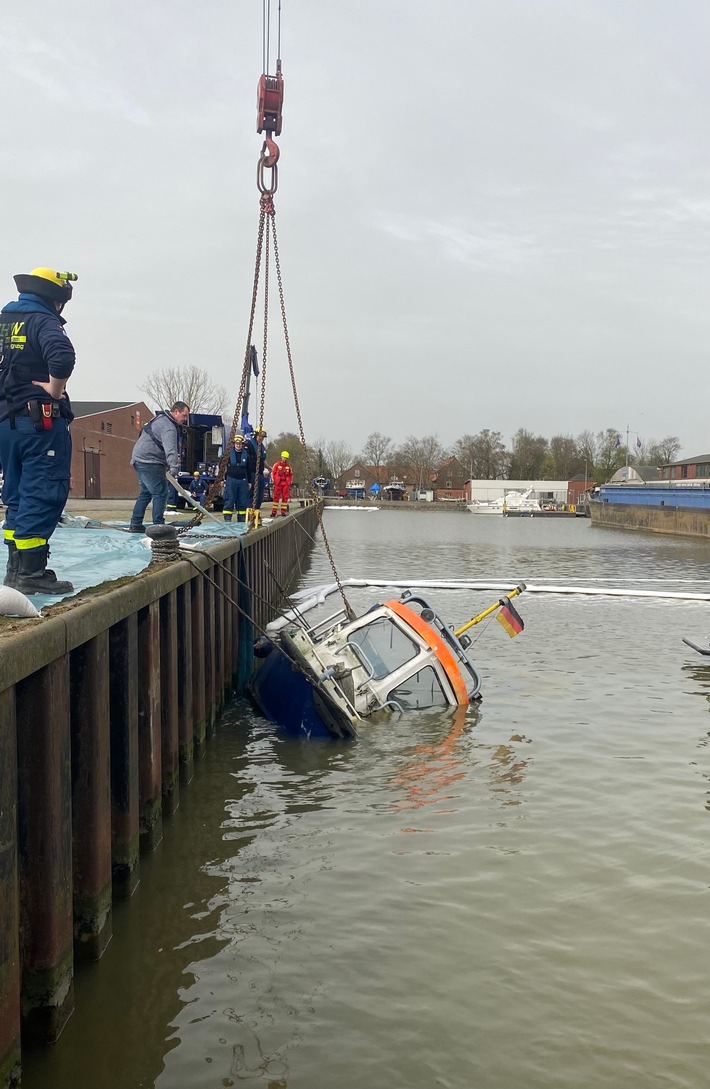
[[137, 602, 162, 851], [0, 688, 20, 1089], [109, 616, 140, 898], [15, 657, 74, 1043], [70, 632, 113, 962]]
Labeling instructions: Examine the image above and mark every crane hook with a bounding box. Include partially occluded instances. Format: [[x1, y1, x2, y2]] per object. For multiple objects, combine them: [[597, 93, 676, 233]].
[[261, 135, 280, 168]]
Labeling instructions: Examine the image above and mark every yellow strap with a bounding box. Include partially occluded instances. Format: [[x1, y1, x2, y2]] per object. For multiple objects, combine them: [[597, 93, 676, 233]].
[[3, 528, 15, 542], [14, 537, 47, 550]]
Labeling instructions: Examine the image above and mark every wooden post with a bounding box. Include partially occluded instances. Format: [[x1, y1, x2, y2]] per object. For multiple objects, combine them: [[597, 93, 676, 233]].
[[109, 616, 140, 898], [0, 688, 20, 1089], [137, 603, 162, 851], [15, 658, 74, 1044], [70, 633, 113, 962]]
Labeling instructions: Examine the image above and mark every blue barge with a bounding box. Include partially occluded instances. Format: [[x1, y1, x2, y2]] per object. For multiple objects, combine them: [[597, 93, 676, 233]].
[[589, 481, 710, 538]]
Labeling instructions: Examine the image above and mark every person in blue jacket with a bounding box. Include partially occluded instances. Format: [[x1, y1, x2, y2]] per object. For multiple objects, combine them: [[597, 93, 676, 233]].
[[246, 424, 270, 509], [0, 267, 78, 595], [223, 432, 254, 522], [189, 470, 210, 503]]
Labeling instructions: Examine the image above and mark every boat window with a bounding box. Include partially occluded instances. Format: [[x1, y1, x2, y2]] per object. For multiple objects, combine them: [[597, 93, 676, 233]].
[[347, 617, 419, 680], [388, 666, 449, 710]]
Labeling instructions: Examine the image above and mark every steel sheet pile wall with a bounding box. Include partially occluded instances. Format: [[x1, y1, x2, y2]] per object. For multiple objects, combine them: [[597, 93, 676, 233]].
[[0, 505, 319, 1089]]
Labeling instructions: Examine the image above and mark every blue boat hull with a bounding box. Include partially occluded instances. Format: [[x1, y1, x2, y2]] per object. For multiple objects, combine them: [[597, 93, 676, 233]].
[[248, 646, 356, 740]]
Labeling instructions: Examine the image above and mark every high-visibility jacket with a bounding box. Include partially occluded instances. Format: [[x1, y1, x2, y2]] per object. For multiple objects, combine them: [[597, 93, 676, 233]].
[[272, 460, 293, 487]]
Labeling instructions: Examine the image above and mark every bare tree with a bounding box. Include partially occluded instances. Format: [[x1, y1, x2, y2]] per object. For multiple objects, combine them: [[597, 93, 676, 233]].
[[454, 430, 509, 479], [395, 434, 446, 487], [323, 439, 353, 481], [650, 435, 682, 464], [546, 434, 582, 479], [361, 431, 393, 474], [508, 429, 548, 479], [595, 427, 627, 481], [138, 365, 228, 415], [576, 430, 599, 473]]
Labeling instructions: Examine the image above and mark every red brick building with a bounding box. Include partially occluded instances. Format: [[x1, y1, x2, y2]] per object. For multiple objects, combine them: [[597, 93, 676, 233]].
[[659, 454, 710, 481], [70, 401, 153, 498], [431, 457, 467, 501]]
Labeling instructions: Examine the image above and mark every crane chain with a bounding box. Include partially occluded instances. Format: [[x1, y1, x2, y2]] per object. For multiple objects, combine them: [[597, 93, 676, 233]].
[[176, 199, 270, 536], [268, 205, 355, 619]]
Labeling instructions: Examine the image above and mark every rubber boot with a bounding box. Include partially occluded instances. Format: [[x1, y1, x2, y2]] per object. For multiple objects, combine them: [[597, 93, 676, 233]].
[[3, 541, 19, 589], [15, 545, 74, 596], [223, 513, 233, 522]]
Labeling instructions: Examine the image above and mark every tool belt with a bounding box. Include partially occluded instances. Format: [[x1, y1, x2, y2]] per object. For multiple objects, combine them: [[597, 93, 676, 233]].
[[10, 401, 61, 431]]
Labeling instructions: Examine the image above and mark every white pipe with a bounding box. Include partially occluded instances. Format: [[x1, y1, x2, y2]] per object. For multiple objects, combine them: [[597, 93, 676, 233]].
[[266, 577, 710, 633]]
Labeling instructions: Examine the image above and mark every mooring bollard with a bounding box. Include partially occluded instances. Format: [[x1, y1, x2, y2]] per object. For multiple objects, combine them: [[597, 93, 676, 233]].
[[147, 524, 181, 564]]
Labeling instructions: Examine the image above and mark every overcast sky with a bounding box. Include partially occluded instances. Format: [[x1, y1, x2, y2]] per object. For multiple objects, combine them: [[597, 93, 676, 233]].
[[2, 1, 708, 456]]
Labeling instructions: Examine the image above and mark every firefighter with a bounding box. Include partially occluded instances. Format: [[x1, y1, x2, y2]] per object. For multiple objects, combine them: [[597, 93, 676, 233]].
[[271, 451, 293, 517], [223, 433, 254, 522], [0, 267, 78, 594]]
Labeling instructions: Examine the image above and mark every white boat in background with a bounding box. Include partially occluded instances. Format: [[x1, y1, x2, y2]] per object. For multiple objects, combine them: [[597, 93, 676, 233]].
[[467, 487, 542, 515]]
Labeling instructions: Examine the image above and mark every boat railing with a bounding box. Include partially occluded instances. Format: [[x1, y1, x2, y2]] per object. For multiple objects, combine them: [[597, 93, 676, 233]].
[[343, 640, 377, 690], [306, 607, 351, 642]]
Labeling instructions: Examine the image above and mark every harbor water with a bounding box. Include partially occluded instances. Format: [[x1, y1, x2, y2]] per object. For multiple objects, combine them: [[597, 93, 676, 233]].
[[23, 511, 710, 1089]]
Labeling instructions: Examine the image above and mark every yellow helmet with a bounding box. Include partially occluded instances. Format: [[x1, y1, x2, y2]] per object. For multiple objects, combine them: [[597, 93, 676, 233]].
[[281, 451, 290, 459], [14, 267, 78, 304], [193, 471, 200, 477]]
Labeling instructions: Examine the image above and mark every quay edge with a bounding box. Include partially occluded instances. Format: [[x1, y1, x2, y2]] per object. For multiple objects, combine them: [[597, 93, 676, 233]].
[[0, 502, 320, 1089], [589, 495, 710, 539]]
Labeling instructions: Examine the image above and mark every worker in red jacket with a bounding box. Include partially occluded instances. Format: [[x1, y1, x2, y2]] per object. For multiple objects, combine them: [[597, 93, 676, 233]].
[[271, 451, 293, 517]]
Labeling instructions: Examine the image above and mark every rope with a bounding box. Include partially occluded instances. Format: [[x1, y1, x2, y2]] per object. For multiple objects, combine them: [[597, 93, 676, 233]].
[[178, 548, 349, 698]]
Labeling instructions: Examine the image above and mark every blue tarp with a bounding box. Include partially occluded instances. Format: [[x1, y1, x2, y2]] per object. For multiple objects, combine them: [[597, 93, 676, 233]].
[[0, 516, 249, 612]]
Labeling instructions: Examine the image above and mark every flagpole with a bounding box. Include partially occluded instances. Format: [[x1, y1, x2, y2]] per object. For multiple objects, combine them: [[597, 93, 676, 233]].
[[626, 423, 629, 470]]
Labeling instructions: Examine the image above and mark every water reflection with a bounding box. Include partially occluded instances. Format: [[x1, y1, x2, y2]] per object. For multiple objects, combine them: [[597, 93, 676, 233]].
[[389, 706, 474, 811], [488, 733, 532, 804]]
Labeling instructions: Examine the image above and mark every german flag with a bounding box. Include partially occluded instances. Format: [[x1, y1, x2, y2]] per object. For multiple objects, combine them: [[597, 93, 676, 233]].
[[496, 598, 524, 638]]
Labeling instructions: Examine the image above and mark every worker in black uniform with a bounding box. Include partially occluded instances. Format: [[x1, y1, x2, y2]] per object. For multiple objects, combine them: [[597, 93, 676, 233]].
[[0, 267, 78, 594], [223, 432, 254, 522]]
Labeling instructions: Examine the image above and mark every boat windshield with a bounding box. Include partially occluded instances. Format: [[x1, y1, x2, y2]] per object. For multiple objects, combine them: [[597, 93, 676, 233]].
[[388, 665, 449, 710], [347, 616, 419, 680]]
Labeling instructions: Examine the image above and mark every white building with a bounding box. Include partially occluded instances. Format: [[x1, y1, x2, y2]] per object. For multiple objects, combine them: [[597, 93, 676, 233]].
[[466, 479, 572, 505]]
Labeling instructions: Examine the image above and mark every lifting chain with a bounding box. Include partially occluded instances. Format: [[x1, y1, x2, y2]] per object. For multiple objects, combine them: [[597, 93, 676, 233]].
[[268, 208, 355, 619]]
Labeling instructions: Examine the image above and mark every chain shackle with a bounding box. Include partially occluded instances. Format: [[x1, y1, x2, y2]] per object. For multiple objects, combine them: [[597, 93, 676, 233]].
[[257, 147, 279, 195]]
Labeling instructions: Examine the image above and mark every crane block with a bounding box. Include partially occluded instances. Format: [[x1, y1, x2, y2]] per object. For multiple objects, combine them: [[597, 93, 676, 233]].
[[257, 71, 284, 136]]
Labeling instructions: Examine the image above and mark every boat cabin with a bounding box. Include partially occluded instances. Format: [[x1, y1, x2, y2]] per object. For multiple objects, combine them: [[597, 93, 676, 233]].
[[304, 592, 481, 715]]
